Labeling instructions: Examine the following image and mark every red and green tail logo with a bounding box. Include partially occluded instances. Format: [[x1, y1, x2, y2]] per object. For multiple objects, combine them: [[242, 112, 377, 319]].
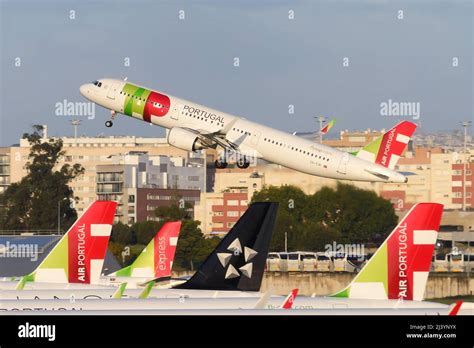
[[122, 83, 171, 123], [111, 221, 181, 279], [355, 121, 417, 169], [23, 201, 116, 285], [331, 203, 443, 301]]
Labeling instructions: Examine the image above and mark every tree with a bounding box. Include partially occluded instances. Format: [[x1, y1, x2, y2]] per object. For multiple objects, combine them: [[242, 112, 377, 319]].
[[310, 183, 398, 243], [110, 222, 135, 245], [154, 203, 191, 221], [250, 183, 397, 252], [0, 126, 84, 231], [251, 185, 309, 251], [134, 220, 164, 245]]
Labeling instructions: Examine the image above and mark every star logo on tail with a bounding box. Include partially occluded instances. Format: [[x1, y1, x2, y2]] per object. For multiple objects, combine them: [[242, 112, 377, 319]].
[[217, 238, 258, 279]]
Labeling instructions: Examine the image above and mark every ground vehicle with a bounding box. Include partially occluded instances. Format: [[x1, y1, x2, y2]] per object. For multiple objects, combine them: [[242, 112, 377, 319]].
[[267, 252, 282, 271], [316, 252, 332, 272], [432, 254, 449, 272]]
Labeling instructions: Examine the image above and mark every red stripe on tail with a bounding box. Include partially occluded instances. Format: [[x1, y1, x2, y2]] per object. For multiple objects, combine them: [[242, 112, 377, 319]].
[[67, 201, 117, 283], [154, 221, 182, 278], [386, 203, 443, 300]]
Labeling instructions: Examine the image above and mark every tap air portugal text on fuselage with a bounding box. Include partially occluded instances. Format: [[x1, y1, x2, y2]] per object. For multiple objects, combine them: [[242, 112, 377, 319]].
[[80, 79, 416, 183]]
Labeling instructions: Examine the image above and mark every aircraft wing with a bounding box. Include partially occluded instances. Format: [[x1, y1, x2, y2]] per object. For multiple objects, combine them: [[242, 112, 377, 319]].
[[179, 122, 241, 152], [177, 118, 263, 157]]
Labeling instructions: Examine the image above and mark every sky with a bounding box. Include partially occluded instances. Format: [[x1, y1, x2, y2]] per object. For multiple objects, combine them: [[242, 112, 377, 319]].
[[0, 0, 472, 146]]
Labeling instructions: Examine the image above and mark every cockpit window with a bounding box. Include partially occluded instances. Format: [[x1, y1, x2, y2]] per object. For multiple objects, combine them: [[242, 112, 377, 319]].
[[98, 82, 102, 87], [92, 80, 99, 86]]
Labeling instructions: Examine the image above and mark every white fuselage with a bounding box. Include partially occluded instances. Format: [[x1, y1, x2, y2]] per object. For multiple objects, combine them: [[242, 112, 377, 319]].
[[80, 79, 407, 183], [0, 296, 454, 312]]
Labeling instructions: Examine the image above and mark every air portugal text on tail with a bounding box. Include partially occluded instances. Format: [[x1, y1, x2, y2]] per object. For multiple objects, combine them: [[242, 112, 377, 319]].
[[22, 201, 117, 285], [331, 203, 443, 301], [80, 79, 416, 184]]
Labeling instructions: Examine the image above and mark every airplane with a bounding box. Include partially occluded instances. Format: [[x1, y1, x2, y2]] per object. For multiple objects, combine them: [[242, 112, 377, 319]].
[[0, 221, 182, 297], [80, 79, 416, 183], [98, 221, 182, 288], [7, 301, 468, 316], [0, 201, 117, 290], [320, 118, 336, 135], [0, 202, 279, 300], [3, 202, 470, 314]]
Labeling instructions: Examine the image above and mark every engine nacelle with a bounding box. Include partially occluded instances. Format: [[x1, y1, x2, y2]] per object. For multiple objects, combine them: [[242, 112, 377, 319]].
[[167, 127, 206, 152]]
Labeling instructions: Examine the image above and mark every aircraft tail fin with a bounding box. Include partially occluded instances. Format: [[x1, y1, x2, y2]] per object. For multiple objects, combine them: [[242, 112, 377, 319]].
[[174, 202, 278, 292], [281, 289, 299, 309], [355, 121, 417, 169], [254, 290, 272, 309], [26, 201, 117, 285], [111, 221, 181, 279], [112, 282, 128, 299], [330, 203, 443, 301], [138, 281, 155, 299], [449, 301, 463, 316], [320, 119, 336, 135]]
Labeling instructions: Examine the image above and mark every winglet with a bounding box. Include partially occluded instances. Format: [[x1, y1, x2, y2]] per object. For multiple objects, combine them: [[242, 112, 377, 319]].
[[449, 301, 463, 316], [112, 282, 128, 299], [254, 290, 272, 309], [281, 288, 298, 309], [138, 281, 155, 299], [15, 276, 28, 291]]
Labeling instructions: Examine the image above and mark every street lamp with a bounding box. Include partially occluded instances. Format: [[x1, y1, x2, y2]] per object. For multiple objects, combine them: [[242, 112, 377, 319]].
[[315, 116, 326, 144], [70, 119, 81, 143]]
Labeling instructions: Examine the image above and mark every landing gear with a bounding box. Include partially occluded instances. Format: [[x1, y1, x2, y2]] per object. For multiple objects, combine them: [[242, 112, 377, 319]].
[[214, 151, 250, 169], [215, 150, 228, 169], [236, 155, 250, 169], [215, 158, 228, 169], [106, 110, 117, 128]]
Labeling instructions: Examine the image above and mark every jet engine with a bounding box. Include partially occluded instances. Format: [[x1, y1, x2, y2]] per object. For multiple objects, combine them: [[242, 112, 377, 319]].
[[167, 127, 208, 152]]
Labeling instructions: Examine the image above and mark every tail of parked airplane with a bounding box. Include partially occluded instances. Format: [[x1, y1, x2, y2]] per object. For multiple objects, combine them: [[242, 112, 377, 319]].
[[109, 221, 181, 279], [174, 202, 278, 292], [20, 201, 117, 286], [331, 202, 443, 301], [355, 121, 417, 169], [281, 289, 299, 309], [320, 119, 336, 135]]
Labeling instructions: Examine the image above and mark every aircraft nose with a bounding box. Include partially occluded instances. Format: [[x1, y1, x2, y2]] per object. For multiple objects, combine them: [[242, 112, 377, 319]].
[[80, 84, 91, 97]]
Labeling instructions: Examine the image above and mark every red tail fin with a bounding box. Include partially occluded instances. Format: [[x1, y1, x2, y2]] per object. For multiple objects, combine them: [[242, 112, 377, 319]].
[[386, 203, 443, 300], [154, 221, 182, 278], [449, 301, 463, 316], [281, 288, 299, 309], [67, 201, 117, 284]]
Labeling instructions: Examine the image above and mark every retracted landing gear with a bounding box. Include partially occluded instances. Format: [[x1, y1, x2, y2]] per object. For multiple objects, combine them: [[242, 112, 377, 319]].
[[105, 110, 117, 128]]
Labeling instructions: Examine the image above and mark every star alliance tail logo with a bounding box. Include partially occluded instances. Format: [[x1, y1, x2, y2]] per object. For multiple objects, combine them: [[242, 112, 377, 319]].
[[216, 238, 258, 279]]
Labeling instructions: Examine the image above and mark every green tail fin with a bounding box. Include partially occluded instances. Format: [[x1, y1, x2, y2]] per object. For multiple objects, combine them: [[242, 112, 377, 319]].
[[138, 281, 155, 299], [112, 282, 128, 299]]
